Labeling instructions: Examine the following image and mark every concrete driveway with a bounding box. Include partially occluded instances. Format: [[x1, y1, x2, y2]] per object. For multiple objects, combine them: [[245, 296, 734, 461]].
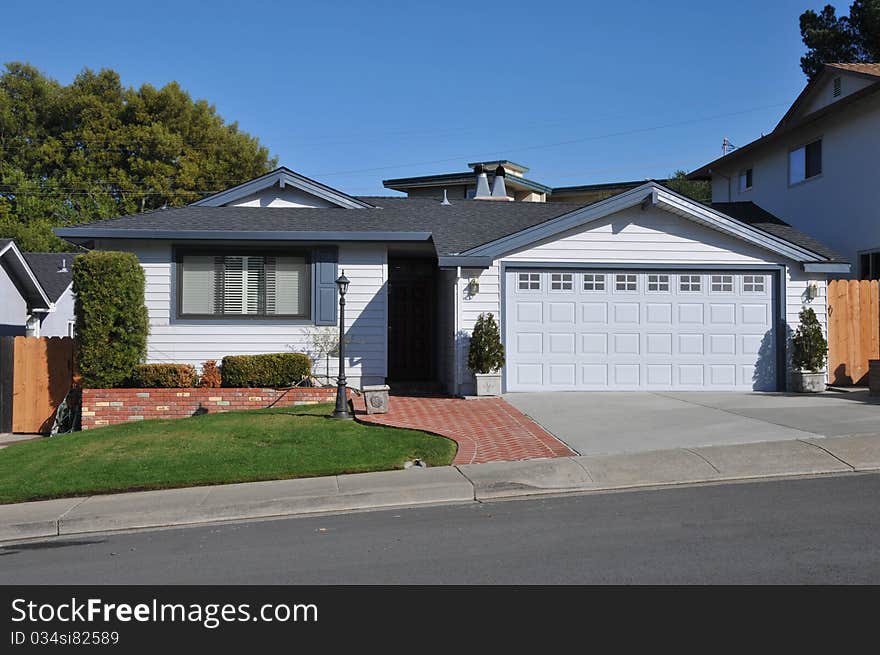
[[503, 391, 880, 456]]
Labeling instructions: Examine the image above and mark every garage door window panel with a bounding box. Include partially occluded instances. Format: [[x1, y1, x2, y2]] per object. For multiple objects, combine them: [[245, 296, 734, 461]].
[[711, 275, 734, 293], [742, 274, 766, 293], [679, 274, 702, 292], [550, 273, 574, 292], [615, 273, 638, 292], [647, 274, 670, 293], [583, 273, 605, 292], [518, 272, 541, 291]]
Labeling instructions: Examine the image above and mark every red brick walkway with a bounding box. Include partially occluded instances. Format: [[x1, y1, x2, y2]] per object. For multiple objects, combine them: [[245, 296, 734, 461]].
[[356, 396, 574, 465]]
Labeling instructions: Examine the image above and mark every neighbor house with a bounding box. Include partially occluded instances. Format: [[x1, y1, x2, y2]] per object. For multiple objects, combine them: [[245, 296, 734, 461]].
[[0, 239, 76, 337], [384, 159, 654, 205], [55, 165, 846, 394], [688, 63, 880, 278]]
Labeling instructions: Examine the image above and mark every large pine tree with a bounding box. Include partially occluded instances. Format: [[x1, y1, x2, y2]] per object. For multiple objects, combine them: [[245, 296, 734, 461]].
[[0, 63, 276, 251], [800, 1, 880, 79]]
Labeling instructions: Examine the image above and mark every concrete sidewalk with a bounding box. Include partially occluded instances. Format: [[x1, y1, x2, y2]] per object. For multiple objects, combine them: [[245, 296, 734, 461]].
[[3, 433, 880, 543]]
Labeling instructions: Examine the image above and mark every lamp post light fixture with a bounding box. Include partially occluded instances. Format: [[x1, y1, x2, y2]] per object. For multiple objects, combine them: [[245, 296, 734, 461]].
[[332, 271, 353, 419]]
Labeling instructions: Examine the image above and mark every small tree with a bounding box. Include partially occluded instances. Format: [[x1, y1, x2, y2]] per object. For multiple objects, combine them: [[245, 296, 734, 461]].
[[74, 251, 148, 387], [792, 307, 828, 372], [467, 313, 505, 374]]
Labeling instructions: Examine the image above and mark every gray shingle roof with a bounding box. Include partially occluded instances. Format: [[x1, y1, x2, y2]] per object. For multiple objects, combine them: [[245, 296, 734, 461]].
[[22, 253, 75, 302], [54, 195, 841, 262], [709, 202, 845, 262], [60, 198, 586, 256]]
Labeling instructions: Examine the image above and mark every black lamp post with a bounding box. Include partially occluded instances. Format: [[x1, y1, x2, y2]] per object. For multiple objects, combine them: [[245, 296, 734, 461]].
[[331, 271, 352, 419]]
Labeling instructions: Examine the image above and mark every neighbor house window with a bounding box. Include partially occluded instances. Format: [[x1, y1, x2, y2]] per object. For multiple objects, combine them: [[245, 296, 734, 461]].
[[550, 273, 573, 291], [789, 139, 822, 185], [860, 251, 880, 280], [739, 168, 753, 192], [178, 251, 310, 318], [583, 273, 605, 291]]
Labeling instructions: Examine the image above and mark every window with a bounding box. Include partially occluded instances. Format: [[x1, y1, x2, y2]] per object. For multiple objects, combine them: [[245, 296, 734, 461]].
[[742, 274, 765, 293], [178, 251, 310, 318], [679, 274, 701, 292], [67, 320, 76, 338], [789, 139, 822, 185], [710, 274, 733, 293], [550, 273, 573, 291], [615, 273, 637, 291], [583, 273, 605, 291], [647, 274, 670, 292], [518, 272, 540, 290], [860, 251, 880, 280], [739, 168, 753, 192]]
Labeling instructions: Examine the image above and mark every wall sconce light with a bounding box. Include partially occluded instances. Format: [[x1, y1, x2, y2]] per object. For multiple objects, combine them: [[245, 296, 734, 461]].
[[467, 278, 480, 297], [806, 282, 819, 301]]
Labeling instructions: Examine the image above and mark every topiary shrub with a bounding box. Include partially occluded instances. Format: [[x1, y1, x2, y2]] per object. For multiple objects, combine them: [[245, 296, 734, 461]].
[[221, 353, 311, 387], [467, 313, 505, 374], [199, 360, 222, 388], [792, 307, 827, 372], [130, 363, 198, 388], [73, 251, 149, 388]]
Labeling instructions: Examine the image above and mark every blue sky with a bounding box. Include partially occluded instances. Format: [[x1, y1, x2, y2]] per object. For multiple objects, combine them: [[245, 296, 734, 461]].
[[2, 0, 821, 195]]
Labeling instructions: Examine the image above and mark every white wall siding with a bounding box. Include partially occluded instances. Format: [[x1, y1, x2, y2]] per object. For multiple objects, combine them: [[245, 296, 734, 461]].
[[39, 286, 75, 337], [107, 240, 387, 389], [0, 267, 27, 336], [451, 206, 829, 393], [227, 186, 336, 208]]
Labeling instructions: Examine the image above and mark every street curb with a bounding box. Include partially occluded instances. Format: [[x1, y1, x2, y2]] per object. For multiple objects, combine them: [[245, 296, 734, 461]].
[[2, 434, 880, 543]]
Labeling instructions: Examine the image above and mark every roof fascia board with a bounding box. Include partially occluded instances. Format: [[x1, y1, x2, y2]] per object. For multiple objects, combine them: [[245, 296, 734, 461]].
[[803, 262, 851, 273], [461, 182, 825, 263], [438, 256, 493, 269], [193, 168, 374, 209], [54, 228, 432, 242], [653, 188, 824, 262], [0, 241, 52, 309]]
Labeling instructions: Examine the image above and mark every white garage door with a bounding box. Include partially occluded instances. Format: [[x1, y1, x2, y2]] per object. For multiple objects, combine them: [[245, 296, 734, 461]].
[[504, 269, 777, 392]]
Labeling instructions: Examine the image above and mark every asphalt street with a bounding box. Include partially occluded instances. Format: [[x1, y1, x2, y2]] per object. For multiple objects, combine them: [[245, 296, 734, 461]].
[[2, 473, 879, 584]]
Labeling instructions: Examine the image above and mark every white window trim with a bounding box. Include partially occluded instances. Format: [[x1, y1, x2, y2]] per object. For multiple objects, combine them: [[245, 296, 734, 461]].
[[741, 274, 766, 294], [614, 273, 638, 293], [646, 273, 671, 293], [788, 137, 823, 187], [549, 272, 574, 292], [582, 273, 606, 292], [679, 274, 702, 293], [517, 272, 541, 292], [710, 274, 734, 294]]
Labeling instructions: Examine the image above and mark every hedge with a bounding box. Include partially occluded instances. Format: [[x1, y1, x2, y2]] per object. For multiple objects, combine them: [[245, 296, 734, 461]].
[[130, 363, 198, 388], [74, 251, 149, 388], [221, 353, 311, 388]]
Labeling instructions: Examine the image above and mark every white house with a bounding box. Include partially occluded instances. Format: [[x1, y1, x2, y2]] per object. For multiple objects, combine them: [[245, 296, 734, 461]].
[[689, 63, 880, 279], [56, 166, 846, 394], [0, 239, 76, 337]]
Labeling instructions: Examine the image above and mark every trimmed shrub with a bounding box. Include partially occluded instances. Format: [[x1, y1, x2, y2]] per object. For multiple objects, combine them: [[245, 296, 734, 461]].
[[221, 353, 311, 388], [130, 363, 198, 388], [467, 313, 505, 374], [792, 307, 827, 372], [74, 251, 149, 388], [199, 360, 222, 388]]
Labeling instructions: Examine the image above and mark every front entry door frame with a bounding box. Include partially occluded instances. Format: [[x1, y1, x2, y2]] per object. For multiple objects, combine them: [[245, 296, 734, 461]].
[[387, 258, 437, 382]]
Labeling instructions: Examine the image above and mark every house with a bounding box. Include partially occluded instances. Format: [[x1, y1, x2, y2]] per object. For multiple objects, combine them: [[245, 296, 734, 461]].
[[56, 165, 845, 394], [0, 239, 76, 337], [688, 63, 880, 279], [383, 160, 653, 205]]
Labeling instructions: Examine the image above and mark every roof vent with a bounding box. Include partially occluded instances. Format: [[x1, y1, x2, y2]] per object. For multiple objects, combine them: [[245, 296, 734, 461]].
[[57, 258, 68, 273], [833, 76, 842, 97], [473, 164, 492, 199], [491, 165, 508, 199], [440, 189, 451, 205]]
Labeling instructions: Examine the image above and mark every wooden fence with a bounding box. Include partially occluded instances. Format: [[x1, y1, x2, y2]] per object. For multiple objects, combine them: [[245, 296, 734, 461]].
[[827, 279, 880, 386], [0, 336, 74, 433]]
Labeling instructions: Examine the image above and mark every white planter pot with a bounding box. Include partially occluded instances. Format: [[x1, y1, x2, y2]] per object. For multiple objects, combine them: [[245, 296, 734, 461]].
[[792, 370, 826, 393], [474, 373, 502, 397]]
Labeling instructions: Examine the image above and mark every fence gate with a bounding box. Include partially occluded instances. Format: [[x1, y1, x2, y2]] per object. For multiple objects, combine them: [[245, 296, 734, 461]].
[[827, 279, 880, 386], [0, 336, 74, 433]]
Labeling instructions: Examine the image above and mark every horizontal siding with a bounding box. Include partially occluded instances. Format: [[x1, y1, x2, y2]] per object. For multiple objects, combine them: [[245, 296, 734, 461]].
[[111, 240, 387, 388]]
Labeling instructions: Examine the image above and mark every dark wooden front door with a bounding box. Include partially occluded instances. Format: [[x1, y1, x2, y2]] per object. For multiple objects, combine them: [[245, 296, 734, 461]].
[[388, 259, 435, 381]]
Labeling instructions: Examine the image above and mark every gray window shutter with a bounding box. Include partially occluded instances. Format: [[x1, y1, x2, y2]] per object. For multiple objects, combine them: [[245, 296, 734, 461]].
[[314, 246, 338, 325]]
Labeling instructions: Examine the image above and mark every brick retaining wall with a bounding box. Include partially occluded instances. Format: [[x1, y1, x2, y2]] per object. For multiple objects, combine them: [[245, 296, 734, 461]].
[[81, 387, 338, 429]]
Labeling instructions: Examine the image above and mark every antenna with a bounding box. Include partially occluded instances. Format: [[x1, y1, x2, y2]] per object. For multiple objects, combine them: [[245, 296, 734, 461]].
[[722, 137, 737, 156]]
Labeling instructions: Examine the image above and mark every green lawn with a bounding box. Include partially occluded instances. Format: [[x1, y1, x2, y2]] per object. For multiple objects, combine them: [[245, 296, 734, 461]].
[[0, 404, 457, 504]]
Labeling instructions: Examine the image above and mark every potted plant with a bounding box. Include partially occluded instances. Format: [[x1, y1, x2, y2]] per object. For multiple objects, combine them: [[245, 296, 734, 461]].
[[467, 313, 505, 396], [791, 307, 827, 393]]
